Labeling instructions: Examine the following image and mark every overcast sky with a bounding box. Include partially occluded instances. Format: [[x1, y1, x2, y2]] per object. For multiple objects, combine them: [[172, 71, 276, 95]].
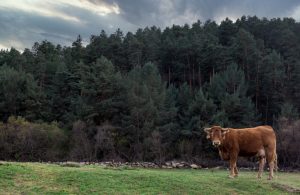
[[1, 0, 300, 51]]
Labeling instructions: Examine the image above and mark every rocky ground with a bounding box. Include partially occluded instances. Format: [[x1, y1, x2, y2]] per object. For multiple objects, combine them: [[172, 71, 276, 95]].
[[54, 161, 202, 169], [51, 161, 299, 172]]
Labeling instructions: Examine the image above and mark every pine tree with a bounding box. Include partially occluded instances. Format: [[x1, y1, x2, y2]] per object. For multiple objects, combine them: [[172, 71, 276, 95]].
[[176, 83, 193, 134], [260, 50, 285, 123], [187, 89, 216, 135], [208, 63, 257, 127], [71, 35, 85, 63], [0, 65, 40, 121], [156, 85, 179, 160], [218, 18, 237, 46], [123, 32, 143, 70], [68, 57, 124, 125], [121, 62, 166, 161], [86, 30, 108, 63], [90, 56, 124, 124], [47, 63, 72, 124]]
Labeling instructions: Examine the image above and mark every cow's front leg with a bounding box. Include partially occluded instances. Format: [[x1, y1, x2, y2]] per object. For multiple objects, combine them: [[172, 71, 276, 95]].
[[234, 166, 238, 177], [219, 150, 229, 160], [229, 154, 238, 178]]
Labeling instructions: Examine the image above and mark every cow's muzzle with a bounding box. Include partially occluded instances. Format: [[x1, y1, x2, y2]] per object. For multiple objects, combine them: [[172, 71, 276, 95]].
[[213, 141, 221, 147]]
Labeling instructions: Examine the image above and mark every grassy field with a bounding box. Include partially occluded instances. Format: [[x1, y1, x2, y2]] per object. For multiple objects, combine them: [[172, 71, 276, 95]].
[[0, 162, 300, 194]]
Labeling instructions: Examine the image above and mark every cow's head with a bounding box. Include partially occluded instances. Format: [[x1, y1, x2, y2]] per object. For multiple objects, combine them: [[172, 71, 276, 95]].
[[204, 126, 229, 147]]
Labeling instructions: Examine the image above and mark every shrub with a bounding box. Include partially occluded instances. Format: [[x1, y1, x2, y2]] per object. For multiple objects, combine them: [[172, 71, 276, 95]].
[[0, 116, 66, 161]]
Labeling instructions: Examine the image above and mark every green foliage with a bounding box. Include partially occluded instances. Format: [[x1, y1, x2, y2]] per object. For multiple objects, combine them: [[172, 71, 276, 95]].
[[0, 16, 300, 165], [218, 18, 238, 46], [186, 89, 216, 136], [260, 50, 285, 122], [208, 63, 256, 127], [121, 63, 167, 160], [0, 65, 40, 121], [81, 56, 124, 124], [0, 117, 66, 161], [279, 102, 299, 120], [177, 83, 193, 132], [157, 85, 179, 141]]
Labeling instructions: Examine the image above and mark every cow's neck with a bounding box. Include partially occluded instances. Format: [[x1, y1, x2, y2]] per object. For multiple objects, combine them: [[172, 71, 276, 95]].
[[218, 133, 230, 150]]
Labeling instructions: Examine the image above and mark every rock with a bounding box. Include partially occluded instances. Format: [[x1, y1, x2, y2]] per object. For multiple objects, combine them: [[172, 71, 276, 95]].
[[190, 164, 199, 169], [172, 161, 182, 168], [177, 163, 185, 168], [165, 162, 171, 166], [212, 166, 222, 170], [61, 161, 81, 167], [162, 165, 173, 169], [180, 161, 189, 167]]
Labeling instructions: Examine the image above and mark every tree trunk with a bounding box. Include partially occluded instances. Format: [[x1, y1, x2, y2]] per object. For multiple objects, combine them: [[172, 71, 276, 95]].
[[168, 65, 171, 86], [192, 63, 195, 87], [255, 62, 260, 113], [187, 55, 192, 88], [265, 95, 269, 124], [184, 64, 186, 83], [198, 65, 202, 87]]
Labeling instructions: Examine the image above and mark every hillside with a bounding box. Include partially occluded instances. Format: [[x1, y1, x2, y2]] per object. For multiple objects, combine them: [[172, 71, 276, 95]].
[[1, 17, 300, 166], [0, 162, 300, 194]]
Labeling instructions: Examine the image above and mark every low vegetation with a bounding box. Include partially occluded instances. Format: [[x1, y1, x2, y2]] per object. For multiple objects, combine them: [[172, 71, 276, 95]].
[[0, 162, 300, 194]]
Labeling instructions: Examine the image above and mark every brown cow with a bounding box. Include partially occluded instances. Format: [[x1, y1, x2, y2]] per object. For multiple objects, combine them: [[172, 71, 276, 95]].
[[204, 125, 277, 180]]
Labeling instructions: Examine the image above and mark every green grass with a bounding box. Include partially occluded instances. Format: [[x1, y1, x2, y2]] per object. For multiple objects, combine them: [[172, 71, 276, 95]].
[[0, 162, 299, 194]]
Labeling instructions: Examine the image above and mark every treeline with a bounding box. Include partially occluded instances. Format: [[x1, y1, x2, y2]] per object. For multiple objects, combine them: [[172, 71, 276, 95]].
[[0, 16, 300, 167]]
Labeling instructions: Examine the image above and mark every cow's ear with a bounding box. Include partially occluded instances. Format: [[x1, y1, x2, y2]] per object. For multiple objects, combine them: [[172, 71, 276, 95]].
[[221, 128, 229, 134], [204, 128, 211, 134], [204, 128, 211, 139]]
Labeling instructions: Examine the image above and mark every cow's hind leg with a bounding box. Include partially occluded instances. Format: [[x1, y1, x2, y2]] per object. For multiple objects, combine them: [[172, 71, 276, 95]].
[[266, 149, 276, 180], [257, 149, 266, 179]]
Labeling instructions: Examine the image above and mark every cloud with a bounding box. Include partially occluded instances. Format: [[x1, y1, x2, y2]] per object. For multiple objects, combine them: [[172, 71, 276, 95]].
[[0, 1, 81, 23], [53, 0, 120, 16], [110, 0, 300, 25], [0, 0, 134, 50], [290, 5, 300, 20], [1, 0, 300, 51]]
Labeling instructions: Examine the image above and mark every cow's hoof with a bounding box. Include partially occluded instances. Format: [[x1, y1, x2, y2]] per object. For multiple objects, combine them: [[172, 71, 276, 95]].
[[267, 177, 273, 180], [234, 174, 238, 177], [257, 175, 262, 179], [228, 175, 235, 179]]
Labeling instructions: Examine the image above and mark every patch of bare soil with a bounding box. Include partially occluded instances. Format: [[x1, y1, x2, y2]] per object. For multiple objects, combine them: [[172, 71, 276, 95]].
[[272, 183, 300, 193]]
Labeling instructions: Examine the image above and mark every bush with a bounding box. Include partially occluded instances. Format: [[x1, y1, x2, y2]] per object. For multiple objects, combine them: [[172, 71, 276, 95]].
[[0, 116, 66, 161], [277, 118, 300, 168]]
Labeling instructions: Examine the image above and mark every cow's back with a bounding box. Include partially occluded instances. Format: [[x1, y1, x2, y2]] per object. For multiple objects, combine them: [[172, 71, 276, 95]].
[[227, 126, 276, 157]]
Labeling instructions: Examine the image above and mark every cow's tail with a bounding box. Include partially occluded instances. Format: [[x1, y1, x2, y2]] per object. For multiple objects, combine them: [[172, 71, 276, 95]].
[[274, 152, 278, 172]]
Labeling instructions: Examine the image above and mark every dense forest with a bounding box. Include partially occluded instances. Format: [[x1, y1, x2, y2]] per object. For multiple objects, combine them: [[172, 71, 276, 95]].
[[0, 16, 300, 167]]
